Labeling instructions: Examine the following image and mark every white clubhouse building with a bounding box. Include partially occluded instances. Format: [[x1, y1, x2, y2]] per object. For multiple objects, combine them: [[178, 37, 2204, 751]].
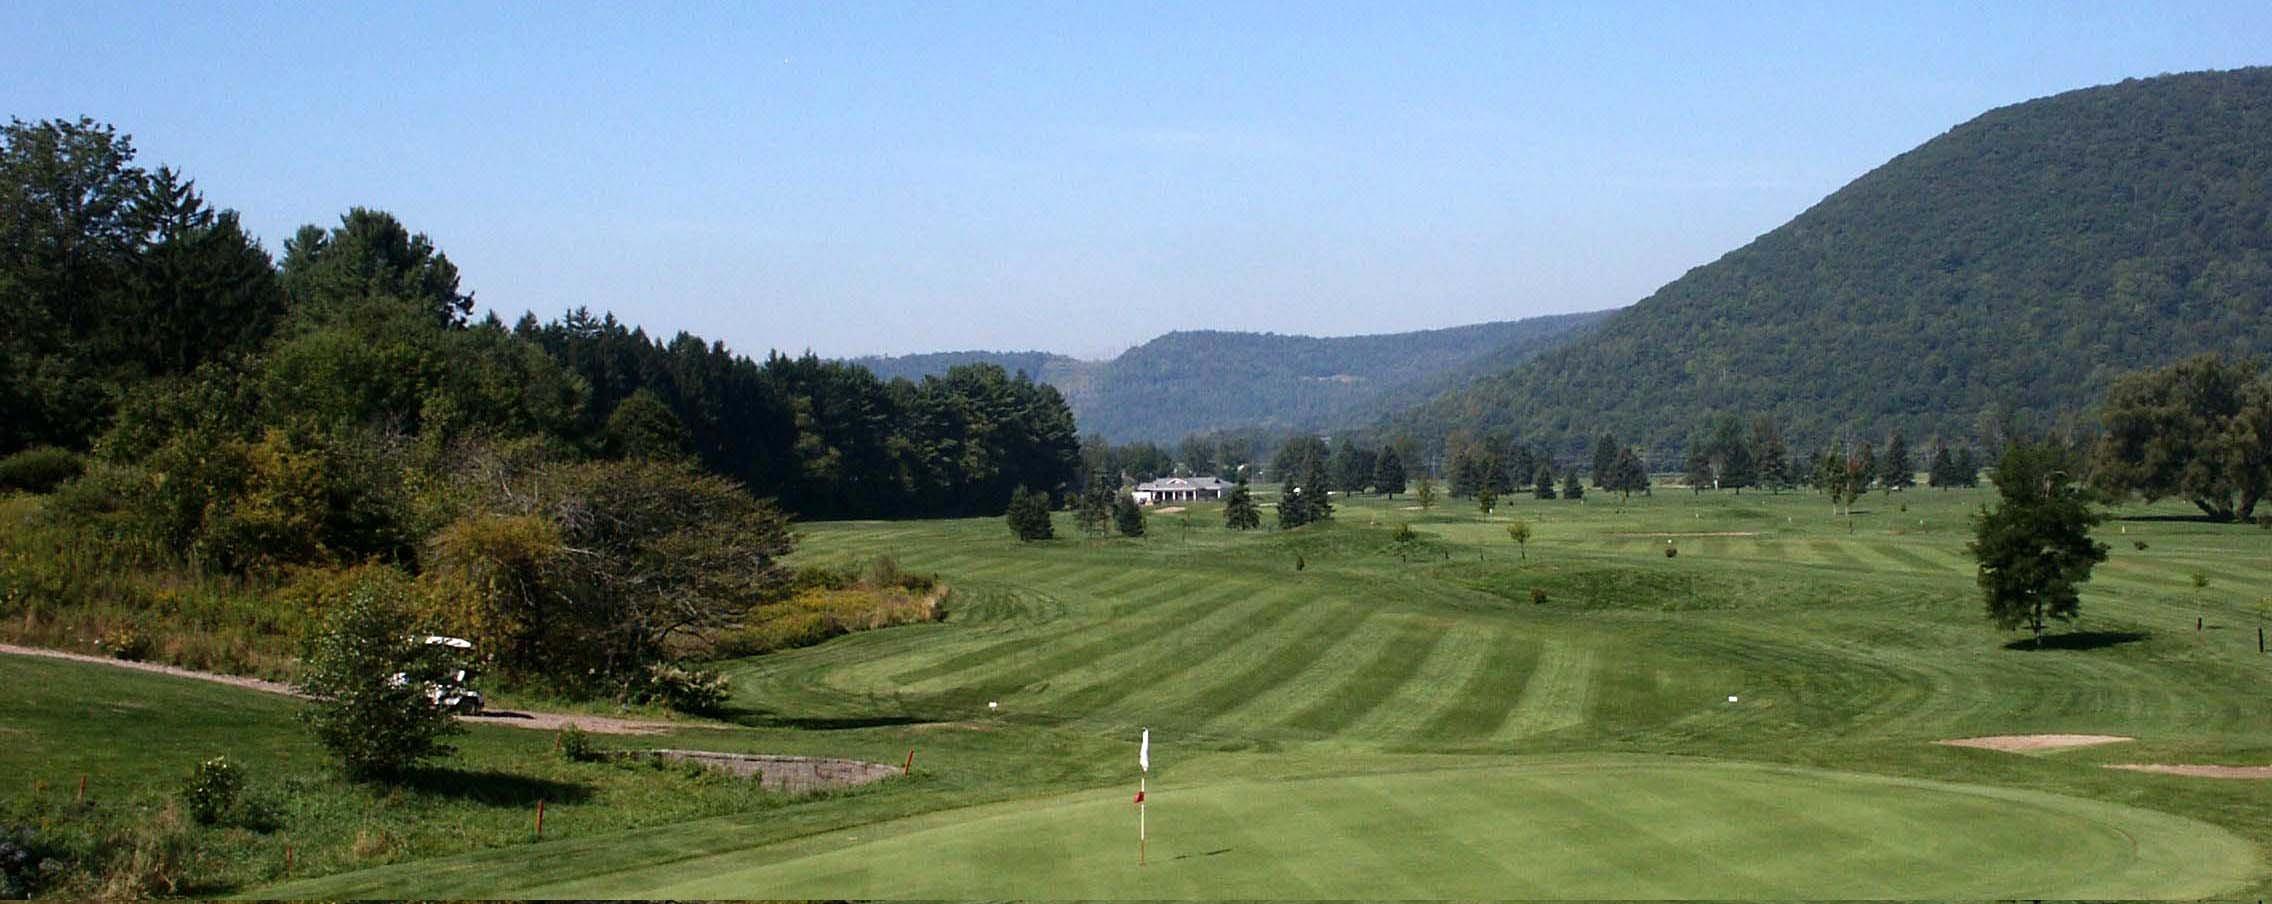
[[1129, 476, 1232, 505]]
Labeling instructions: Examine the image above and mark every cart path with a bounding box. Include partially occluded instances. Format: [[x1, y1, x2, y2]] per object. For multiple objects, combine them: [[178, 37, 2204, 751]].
[[0, 642, 711, 735]]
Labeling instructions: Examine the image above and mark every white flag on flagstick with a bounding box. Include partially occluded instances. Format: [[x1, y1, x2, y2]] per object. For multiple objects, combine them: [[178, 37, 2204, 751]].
[[1139, 728, 1150, 772]]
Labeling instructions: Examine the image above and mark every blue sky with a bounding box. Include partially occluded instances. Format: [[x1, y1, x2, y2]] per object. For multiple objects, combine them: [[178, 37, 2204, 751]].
[[10, 2, 2270, 358]]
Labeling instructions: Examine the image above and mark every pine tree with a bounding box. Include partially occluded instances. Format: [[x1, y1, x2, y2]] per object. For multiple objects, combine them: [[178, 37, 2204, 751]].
[[1113, 492, 1146, 537], [1448, 445, 1483, 498], [1562, 470, 1584, 500], [1953, 446, 1980, 487], [1685, 448, 1714, 493], [1970, 442, 2108, 643], [1720, 436, 1757, 493], [1373, 448, 1407, 497], [1299, 453, 1335, 523], [1075, 473, 1114, 536], [1505, 445, 1537, 494], [1753, 417, 1792, 493], [1331, 438, 1366, 494], [1534, 464, 1558, 500], [1853, 442, 1878, 493], [1610, 448, 1649, 500], [1223, 479, 1261, 530], [1882, 431, 1914, 491], [1928, 441, 1955, 490], [1005, 486, 1054, 541], [1591, 433, 1619, 488]]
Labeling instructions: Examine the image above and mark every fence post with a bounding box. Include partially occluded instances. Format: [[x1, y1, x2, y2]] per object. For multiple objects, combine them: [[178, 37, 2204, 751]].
[[535, 799, 545, 837]]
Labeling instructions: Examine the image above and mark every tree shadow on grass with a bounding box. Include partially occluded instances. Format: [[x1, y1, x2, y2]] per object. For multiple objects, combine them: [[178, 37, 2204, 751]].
[[2111, 513, 2230, 523], [398, 766, 592, 805], [2003, 630, 2150, 652]]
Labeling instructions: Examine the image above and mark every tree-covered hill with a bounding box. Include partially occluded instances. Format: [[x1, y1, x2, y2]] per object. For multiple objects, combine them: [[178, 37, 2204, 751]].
[[1398, 67, 2272, 458], [856, 311, 1609, 442]]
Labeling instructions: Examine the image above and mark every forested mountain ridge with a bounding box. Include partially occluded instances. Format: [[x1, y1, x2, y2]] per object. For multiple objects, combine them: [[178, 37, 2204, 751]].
[[855, 311, 1610, 442], [1397, 67, 2272, 458]]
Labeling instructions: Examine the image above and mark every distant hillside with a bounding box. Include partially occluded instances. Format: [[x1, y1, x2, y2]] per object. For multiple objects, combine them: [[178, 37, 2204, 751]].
[[1399, 67, 2272, 458], [853, 311, 1610, 442]]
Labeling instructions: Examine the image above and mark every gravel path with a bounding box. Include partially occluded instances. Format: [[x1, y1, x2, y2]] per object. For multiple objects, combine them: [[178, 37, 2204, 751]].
[[0, 642, 707, 736]]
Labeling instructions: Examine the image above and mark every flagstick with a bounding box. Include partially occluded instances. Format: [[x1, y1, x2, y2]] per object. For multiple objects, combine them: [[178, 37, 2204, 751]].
[[1138, 774, 1148, 866]]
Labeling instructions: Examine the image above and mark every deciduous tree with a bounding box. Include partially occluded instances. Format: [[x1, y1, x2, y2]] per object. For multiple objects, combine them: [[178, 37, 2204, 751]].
[[2093, 353, 2271, 521]]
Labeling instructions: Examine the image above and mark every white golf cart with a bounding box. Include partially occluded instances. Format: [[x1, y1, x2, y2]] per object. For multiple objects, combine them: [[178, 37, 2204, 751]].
[[389, 635, 486, 714]]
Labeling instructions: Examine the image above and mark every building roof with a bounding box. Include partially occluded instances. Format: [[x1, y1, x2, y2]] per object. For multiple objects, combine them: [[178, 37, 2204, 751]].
[[1134, 476, 1231, 492]]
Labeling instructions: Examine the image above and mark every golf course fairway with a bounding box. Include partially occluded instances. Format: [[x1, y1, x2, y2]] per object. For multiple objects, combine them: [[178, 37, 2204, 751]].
[[265, 757, 2257, 899]]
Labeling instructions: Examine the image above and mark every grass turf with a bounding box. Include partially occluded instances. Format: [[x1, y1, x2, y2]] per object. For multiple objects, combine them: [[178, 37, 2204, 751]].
[[12, 485, 2272, 897]]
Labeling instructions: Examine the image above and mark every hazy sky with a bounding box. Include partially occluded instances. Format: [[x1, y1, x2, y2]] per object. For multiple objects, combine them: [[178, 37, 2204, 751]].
[[11, 3, 2270, 358]]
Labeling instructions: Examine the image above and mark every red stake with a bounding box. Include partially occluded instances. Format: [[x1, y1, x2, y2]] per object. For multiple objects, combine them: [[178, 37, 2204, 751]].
[[76, 774, 86, 804], [284, 845, 294, 873], [535, 799, 546, 837], [903, 749, 916, 775]]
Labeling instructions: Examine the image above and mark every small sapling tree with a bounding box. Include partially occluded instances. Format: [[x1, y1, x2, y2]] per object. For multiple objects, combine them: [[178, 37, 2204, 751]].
[[1507, 520, 1532, 560]]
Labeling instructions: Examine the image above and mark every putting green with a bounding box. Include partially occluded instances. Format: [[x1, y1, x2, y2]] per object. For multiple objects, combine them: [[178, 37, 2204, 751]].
[[478, 758, 2255, 899]]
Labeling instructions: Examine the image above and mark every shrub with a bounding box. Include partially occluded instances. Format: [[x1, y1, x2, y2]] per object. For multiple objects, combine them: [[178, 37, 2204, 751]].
[[2133, 539, 2150, 550], [99, 623, 154, 662], [716, 582, 946, 657], [1392, 522, 1417, 543], [0, 447, 84, 494], [0, 824, 55, 899], [1664, 545, 1679, 558], [1530, 587, 1548, 605], [178, 757, 243, 826], [557, 725, 596, 763], [298, 579, 463, 780], [639, 663, 732, 714], [861, 555, 905, 589]]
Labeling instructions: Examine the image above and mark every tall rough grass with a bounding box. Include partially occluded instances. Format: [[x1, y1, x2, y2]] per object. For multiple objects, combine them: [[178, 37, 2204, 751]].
[[714, 557, 946, 657]]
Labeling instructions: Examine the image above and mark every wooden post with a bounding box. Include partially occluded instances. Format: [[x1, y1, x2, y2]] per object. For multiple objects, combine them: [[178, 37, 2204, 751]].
[[75, 774, 85, 804], [902, 749, 915, 775], [284, 845, 294, 873], [535, 799, 545, 837]]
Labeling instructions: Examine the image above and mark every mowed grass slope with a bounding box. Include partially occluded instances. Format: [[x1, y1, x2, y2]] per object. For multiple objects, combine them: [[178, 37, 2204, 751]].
[[193, 489, 2272, 895]]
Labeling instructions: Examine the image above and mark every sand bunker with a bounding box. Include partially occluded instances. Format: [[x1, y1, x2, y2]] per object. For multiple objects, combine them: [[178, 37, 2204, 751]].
[[2106, 763, 2272, 779], [1936, 734, 2134, 753], [1155, 506, 1186, 514]]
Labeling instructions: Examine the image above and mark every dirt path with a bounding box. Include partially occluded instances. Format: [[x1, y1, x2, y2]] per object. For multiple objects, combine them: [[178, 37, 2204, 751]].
[[0, 642, 707, 736]]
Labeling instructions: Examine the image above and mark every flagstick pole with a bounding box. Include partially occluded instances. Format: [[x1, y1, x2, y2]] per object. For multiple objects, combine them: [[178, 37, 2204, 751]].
[[1139, 774, 1148, 866]]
